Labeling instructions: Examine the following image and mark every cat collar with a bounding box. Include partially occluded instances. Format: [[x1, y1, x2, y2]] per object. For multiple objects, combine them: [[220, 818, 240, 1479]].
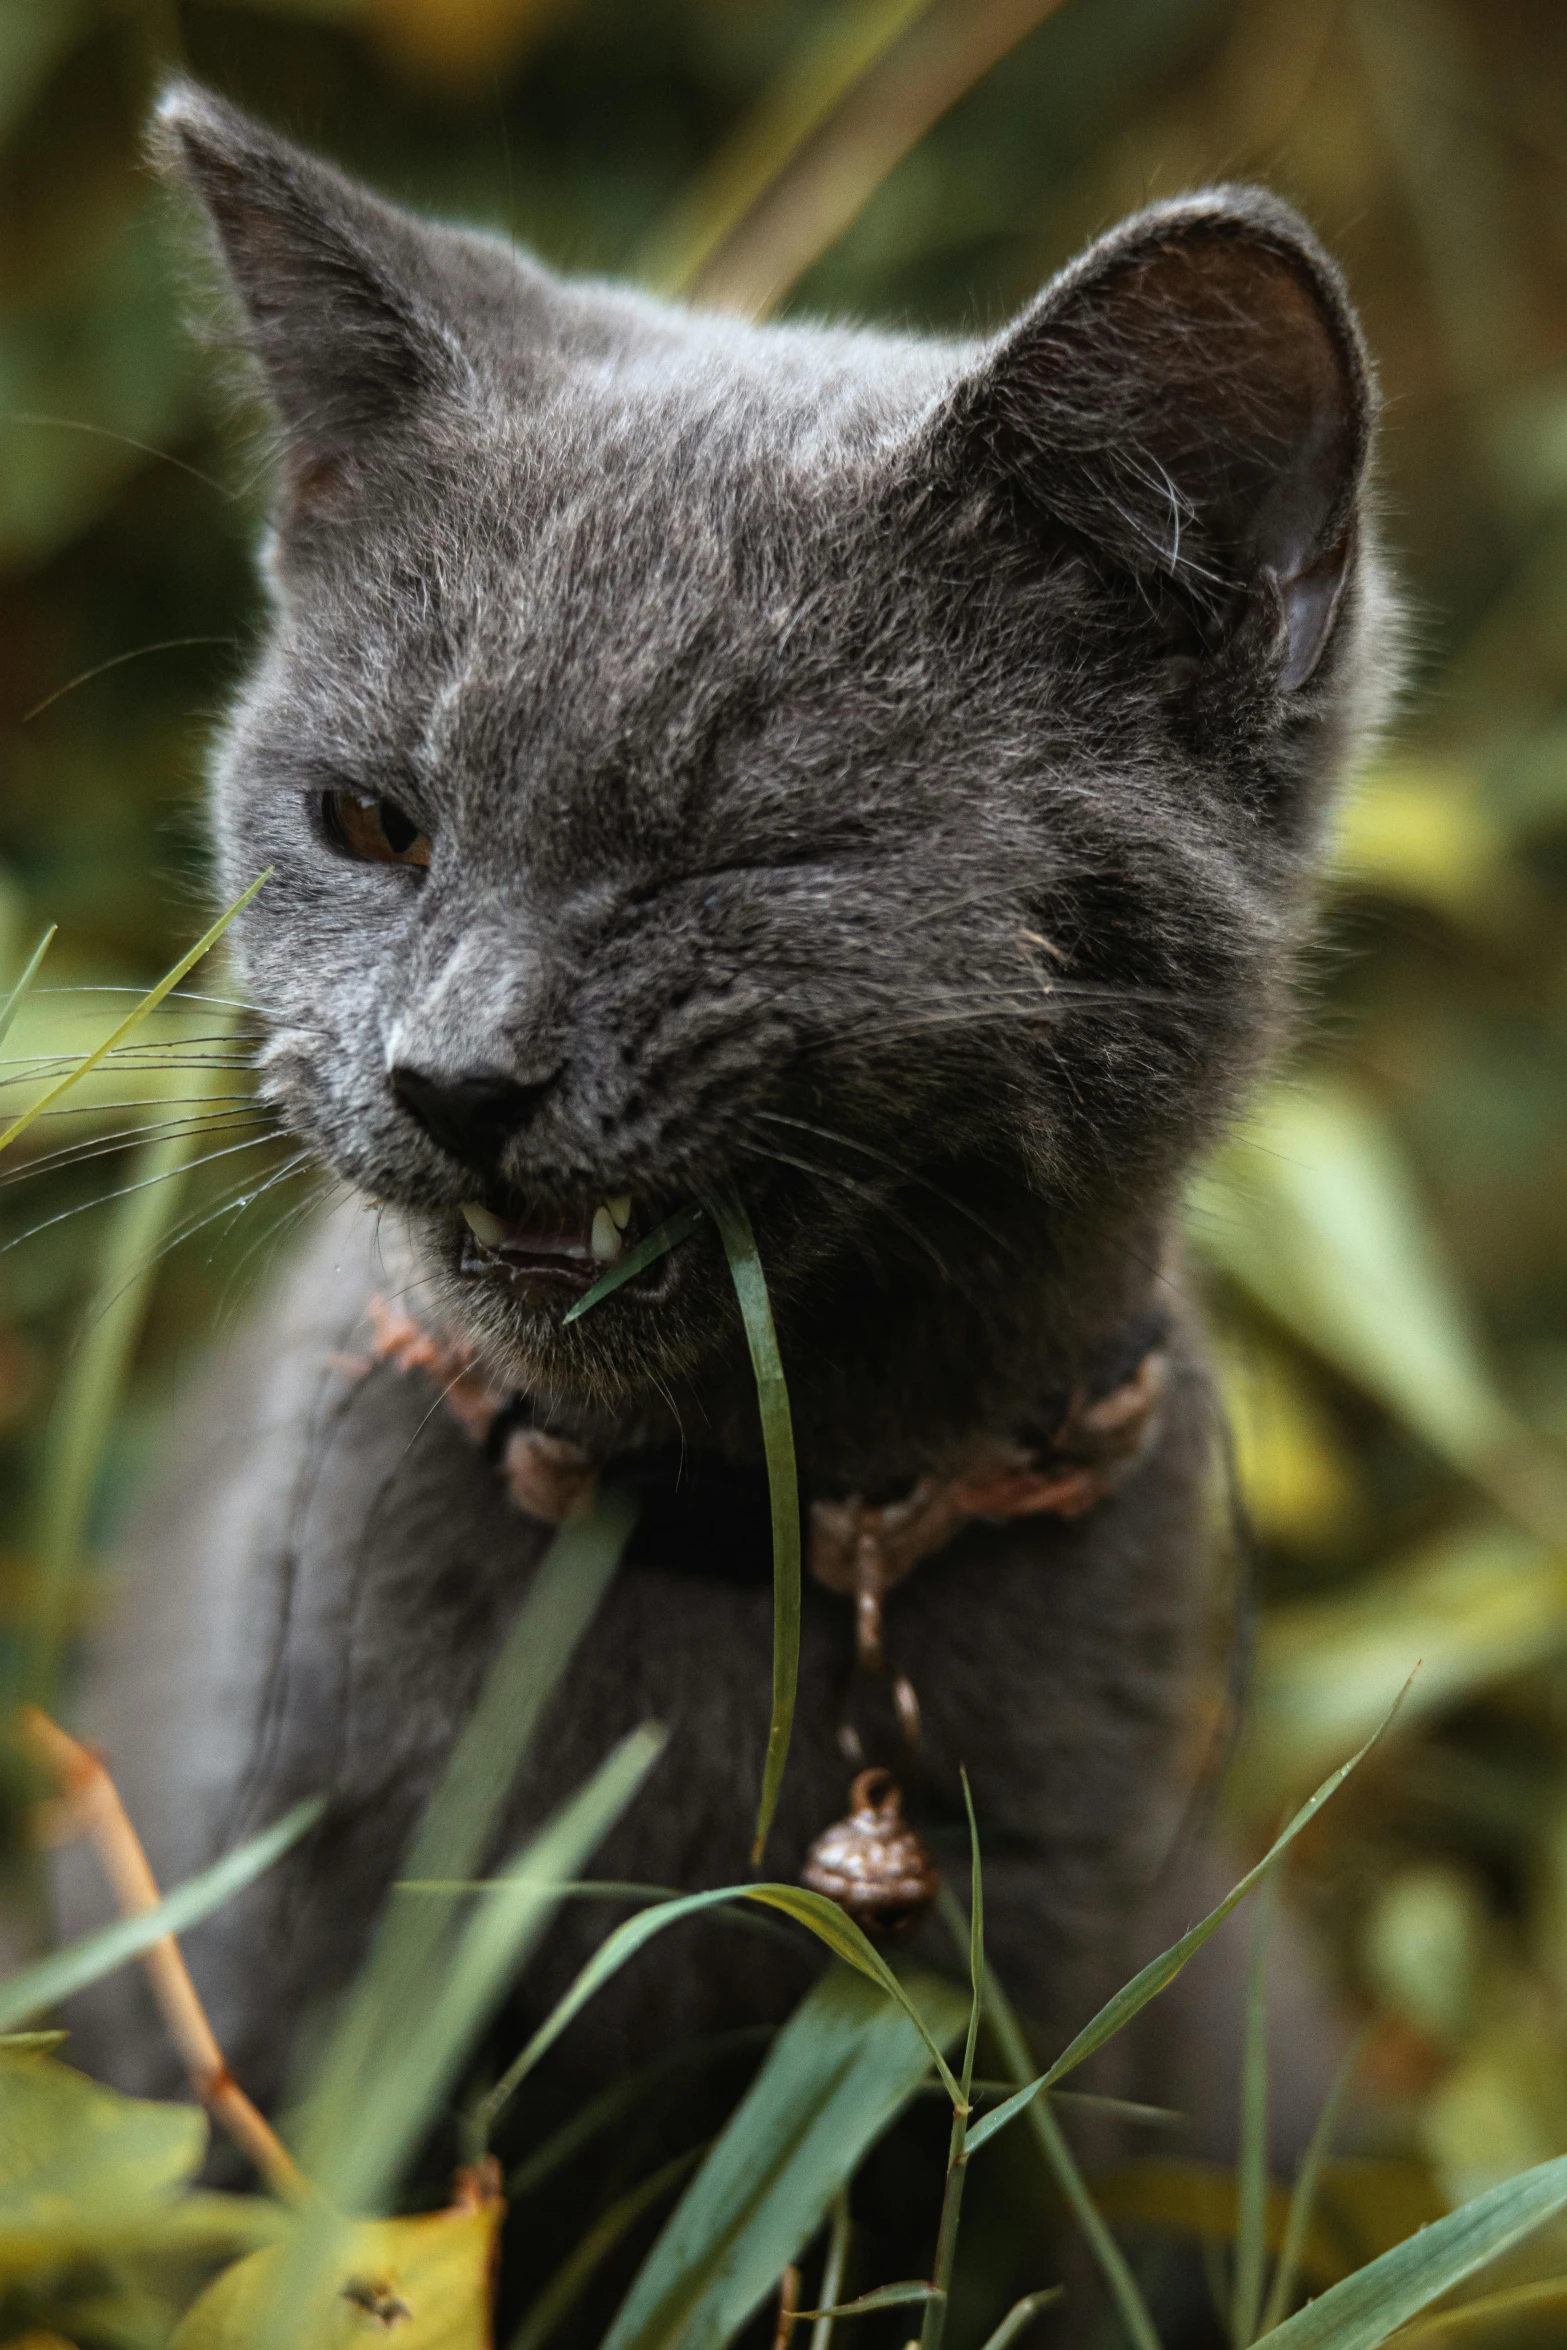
[[353, 1294, 1168, 1673]]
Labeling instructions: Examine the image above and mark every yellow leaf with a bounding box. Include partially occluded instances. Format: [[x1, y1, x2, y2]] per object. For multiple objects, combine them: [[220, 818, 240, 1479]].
[[1089, 2160, 1344, 2284], [1215, 1328, 1360, 1549], [1329, 760, 1512, 929], [1087, 2156, 1445, 2284], [171, 2195, 503, 2349], [0, 2047, 273, 2284]]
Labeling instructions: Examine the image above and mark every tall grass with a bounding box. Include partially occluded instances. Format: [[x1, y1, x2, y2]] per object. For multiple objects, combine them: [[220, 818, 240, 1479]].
[[5, 895, 1567, 2346]]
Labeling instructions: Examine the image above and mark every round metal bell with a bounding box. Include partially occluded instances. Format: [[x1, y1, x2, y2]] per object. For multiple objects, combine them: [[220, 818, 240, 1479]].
[[800, 1767, 940, 1937]]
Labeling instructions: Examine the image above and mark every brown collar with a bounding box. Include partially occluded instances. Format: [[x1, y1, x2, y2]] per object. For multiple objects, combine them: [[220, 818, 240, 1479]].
[[350, 1295, 1167, 1671]]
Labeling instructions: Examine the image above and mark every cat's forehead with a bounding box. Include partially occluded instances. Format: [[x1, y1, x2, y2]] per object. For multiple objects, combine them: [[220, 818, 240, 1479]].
[[447, 291, 959, 585], [297, 315, 944, 795]]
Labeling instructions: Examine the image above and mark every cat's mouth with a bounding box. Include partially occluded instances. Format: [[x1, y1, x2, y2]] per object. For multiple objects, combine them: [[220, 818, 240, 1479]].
[[454, 1192, 654, 1300]]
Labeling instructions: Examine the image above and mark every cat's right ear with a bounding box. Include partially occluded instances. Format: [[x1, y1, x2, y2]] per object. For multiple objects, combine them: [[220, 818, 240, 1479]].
[[151, 82, 476, 516], [905, 191, 1374, 694]]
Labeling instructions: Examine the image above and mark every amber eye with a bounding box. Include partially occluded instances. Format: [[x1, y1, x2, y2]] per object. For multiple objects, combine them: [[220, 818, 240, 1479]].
[[320, 789, 433, 870]]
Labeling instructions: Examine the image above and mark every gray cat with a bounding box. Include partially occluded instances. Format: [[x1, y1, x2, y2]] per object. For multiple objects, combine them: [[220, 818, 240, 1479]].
[[62, 76, 1388, 2311]]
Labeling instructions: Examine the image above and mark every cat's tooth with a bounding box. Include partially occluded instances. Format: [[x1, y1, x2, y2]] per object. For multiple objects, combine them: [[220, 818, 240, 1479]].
[[590, 1206, 624, 1263], [607, 1194, 633, 1231], [460, 1201, 508, 1247]]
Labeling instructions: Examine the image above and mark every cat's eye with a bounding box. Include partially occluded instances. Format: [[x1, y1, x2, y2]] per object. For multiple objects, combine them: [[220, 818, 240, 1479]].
[[319, 789, 433, 870]]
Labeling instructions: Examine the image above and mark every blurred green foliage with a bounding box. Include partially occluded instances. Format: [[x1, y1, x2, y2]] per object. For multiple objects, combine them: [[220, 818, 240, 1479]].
[[13, 0, 1567, 2329]]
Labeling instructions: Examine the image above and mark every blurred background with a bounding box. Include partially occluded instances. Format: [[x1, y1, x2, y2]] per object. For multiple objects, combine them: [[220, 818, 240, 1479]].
[[8, 0, 1567, 2260]]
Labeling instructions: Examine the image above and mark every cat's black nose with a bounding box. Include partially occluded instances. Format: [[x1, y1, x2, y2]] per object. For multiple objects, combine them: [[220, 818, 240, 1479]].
[[390, 1063, 554, 1167]]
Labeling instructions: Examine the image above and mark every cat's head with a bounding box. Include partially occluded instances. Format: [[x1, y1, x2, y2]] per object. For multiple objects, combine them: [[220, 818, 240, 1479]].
[[157, 84, 1385, 1408]]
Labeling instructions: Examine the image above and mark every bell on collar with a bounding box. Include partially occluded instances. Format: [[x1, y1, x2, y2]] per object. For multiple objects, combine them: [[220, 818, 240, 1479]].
[[800, 1768, 939, 1937]]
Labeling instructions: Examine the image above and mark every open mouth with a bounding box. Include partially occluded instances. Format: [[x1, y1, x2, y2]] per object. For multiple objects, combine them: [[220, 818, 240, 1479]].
[[456, 1192, 644, 1298]]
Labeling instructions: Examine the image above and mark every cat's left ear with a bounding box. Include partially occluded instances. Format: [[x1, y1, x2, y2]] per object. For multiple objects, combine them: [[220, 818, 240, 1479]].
[[913, 190, 1374, 690], [151, 82, 518, 516]]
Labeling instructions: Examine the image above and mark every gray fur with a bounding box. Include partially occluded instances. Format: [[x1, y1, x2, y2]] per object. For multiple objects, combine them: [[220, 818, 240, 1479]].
[[63, 79, 1386, 2240]]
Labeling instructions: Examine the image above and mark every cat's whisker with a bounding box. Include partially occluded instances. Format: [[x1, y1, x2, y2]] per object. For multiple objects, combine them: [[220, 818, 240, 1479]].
[[29, 1093, 258, 1119], [807, 986, 1216, 1055], [744, 1139, 953, 1284], [194, 1154, 318, 1261], [79, 1152, 318, 1337], [0, 1037, 260, 1078], [32, 985, 262, 1012], [0, 1132, 294, 1257], [217, 1156, 338, 1287], [397, 1358, 491, 1466], [0, 1111, 280, 1193], [0, 410, 235, 499], [752, 1111, 1012, 1253], [22, 637, 238, 726], [15, 1112, 278, 1172], [0, 1066, 258, 1104], [214, 1169, 339, 1322]]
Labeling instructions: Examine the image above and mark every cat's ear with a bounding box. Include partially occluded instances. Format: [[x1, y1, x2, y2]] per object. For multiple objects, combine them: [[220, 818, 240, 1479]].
[[151, 82, 481, 513], [917, 191, 1373, 690]]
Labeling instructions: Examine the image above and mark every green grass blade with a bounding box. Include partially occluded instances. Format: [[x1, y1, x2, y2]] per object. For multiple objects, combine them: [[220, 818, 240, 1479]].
[[0, 1796, 323, 2030], [1234, 1870, 1280, 2345], [972, 1926, 1163, 2350], [921, 1777, 986, 2350], [23, 1122, 210, 1703], [1258, 2023, 1372, 2336], [478, 1877, 965, 2144], [400, 1877, 684, 1900], [563, 1203, 708, 1325], [1020, 2096, 1161, 2350], [960, 1767, 983, 2106], [809, 2189, 853, 2350], [707, 1183, 800, 1864], [293, 1485, 637, 2189], [247, 1732, 667, 2348], [966, 1685, 1411, 2157], [599, 1961, 968, 2350], [1259, 2152, 1567, 2348], [509, 2144, 709, 2350], [975, 2292, 1066, 2350], [798, 2283, 939, 2319], [0, 924, 55, 1050], [0, 872, 267, 1159], [338, 1722, 666, 2213]]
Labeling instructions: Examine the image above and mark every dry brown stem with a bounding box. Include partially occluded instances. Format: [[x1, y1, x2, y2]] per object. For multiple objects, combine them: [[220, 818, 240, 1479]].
[[773, 2262, 802, 2350], [20, 1703, 305, 2200], [685, 0, 1069, 318]]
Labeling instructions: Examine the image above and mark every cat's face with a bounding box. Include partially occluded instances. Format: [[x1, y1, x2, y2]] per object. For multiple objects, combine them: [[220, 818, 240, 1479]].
[[162, 87, 1382, 1404]]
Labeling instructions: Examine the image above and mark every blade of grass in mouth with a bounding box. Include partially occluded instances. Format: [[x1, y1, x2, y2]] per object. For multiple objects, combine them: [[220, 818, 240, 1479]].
[[561, 1201, 709, 1323], [708, 1182, 801, 1866], [562, 1181, 802, 1863]]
